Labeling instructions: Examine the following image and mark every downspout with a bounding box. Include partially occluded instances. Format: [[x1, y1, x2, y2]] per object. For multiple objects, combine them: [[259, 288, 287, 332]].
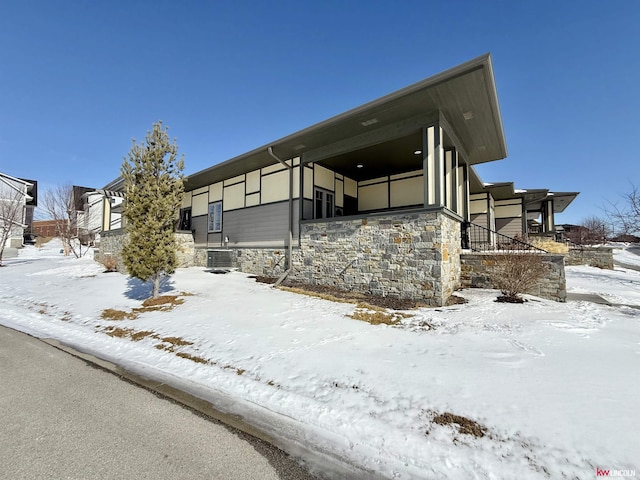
[[267, 146, 293, 286]]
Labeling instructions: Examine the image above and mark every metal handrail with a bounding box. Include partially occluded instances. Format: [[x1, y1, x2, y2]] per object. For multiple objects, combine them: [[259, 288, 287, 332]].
[[462, 222, 547, 253]]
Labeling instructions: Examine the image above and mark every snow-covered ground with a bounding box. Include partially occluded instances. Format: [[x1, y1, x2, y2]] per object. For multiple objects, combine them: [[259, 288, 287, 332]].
[[611, 242, 640, 268], [1, 239, 638, 479]]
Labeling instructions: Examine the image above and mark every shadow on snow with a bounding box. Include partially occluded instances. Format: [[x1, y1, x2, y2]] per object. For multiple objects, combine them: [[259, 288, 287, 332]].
[[125, 276, 175, 300]]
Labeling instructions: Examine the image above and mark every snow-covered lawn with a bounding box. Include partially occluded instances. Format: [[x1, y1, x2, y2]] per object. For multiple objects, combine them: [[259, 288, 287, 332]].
[[1, 240, 638, 479]]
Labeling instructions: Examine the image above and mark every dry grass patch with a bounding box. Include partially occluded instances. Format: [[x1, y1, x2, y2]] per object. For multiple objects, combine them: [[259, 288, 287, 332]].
[[101, 308, 138, 321], [279, 286, 356, 305], [130, 330, 155, 341], [101, 294, 188, 321], [161, 336, 193, 346], [255, 277, 421, 310], [432, 412, 487, 438], [348, 302, 414, 325], [102, 326, 135, 338], [176, 352, 209, 364], [530, 238, 569, 253], [142, 295, 185, 307], [101, 326, 156, 342]]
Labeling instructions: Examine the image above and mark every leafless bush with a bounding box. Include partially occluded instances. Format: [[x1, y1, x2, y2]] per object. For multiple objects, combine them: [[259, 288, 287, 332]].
[[101, 255, 119, 273], [488, 252, 548, 303], [605, 183, 640, 236]]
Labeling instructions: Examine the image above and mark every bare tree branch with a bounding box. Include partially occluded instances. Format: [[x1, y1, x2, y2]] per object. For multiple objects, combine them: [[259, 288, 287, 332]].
[[604, 183, 640, 236], [39, 184, 86, 258], [0, 184, 27, 266]]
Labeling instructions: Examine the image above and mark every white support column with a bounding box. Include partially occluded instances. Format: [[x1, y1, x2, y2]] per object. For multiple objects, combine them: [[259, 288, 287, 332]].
[[423, 122, 445, 207], [458, 162, 470, 221], [543, 199, 555, 233], [445, 148, 458, 213]]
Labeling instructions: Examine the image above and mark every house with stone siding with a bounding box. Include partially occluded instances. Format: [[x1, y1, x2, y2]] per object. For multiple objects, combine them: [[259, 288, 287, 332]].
[[179, 54, 509, 306], [100, 53, 577, 306]]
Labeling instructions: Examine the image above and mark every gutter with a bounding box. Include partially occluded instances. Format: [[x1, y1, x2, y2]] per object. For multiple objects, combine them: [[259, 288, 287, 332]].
[[267, 147, 293, 283]]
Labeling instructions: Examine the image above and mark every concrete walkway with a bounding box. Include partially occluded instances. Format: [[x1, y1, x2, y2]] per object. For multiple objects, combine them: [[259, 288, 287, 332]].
[[565, 292, 612, 305], [566, 291, 640, 310], [0, 325, 319, 480]]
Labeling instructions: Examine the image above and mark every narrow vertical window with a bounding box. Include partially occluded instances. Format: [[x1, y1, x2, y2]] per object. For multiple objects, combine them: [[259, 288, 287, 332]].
[[208, 201, 222, 233], [179, 207, 192, 231]]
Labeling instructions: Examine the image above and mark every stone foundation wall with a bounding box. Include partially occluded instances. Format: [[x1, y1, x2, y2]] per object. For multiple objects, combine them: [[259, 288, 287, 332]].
[[565, 247, 613, 269], [289, 210, 461, 306], [96, 230, 197, 273], [460, 252, 566, 302], [234, 248, 288, 277]]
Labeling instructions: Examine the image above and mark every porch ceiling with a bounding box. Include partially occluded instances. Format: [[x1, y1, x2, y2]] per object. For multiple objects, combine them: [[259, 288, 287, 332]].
[[186, 53, 507, 191]]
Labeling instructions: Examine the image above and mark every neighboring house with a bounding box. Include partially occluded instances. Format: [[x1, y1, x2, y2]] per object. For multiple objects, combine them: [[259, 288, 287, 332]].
[[467, 168, 578, 246], [75, 178, 125, 240], [32, 219, 64, 237], [0, 173, 33, 249], [20, 178, 37, 234], [94, 177, 125, 232]]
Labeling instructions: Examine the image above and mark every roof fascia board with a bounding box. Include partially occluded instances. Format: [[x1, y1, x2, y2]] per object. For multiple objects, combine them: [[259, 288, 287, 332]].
[[481, 54, 508, 159]]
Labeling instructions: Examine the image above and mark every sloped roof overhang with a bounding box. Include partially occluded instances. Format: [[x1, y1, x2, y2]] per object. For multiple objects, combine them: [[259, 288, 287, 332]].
[[186, 53, 507, 191]]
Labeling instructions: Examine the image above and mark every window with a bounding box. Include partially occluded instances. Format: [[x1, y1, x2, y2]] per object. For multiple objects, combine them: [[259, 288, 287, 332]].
[[207, 201, 222, 233], [314, 188, 334, 219], [178, 207, 192, 231]]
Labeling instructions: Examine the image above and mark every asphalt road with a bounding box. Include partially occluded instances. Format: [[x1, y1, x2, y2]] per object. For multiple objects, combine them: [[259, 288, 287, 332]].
[[0, 325, 318, 480]]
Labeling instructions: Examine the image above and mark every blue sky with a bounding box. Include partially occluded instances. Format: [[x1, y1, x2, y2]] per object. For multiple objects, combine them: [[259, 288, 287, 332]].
[[1, 0, 638, 225]]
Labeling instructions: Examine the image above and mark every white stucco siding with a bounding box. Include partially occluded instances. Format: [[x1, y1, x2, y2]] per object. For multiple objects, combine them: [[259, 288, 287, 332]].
[[209, 182, 223, 202], [261, 170, 289, 204], [390, 175, 423, 207], [245, 170, 260, 193], [470, 193, 488, 214], [335, 179, 344, 208], [344, 177, 357, 198], [314, 164, 335, 192], [191, 192, 209, 216], [359, 182, 389, 211], [223, 182, 245, 211]]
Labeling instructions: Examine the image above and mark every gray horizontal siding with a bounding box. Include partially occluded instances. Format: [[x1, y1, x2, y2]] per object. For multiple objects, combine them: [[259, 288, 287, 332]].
[[192, 215, 208, 245], [470, 213, 488, 230], [223, 200, 300, 245], [191, 216, 223, 247], [496, 217, 523, 238]]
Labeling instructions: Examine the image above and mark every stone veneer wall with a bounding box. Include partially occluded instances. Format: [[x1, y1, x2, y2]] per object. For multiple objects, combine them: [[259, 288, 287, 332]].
[[96, 230, 197, 273], [565, 247, 613, 269], [460, 252, 566, 302], [288, 209, 461, 306], [234, 249, 288, 277]]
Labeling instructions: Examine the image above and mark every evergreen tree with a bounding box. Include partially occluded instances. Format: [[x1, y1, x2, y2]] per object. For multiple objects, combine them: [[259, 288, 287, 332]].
[[121, 121, 184, 298]]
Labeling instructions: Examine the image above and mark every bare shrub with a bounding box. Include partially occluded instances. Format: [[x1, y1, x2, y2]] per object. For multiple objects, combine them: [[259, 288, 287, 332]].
[[101, 255, 119, 273], [488, 252, 548, 302]]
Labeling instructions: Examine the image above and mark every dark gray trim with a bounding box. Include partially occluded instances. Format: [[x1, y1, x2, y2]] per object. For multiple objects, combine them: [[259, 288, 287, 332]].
[[300, 205, 464, 225]]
